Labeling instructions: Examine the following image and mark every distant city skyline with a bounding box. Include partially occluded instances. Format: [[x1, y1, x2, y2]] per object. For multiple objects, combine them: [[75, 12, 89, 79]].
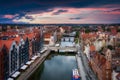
[[0, 0, 120, 24]]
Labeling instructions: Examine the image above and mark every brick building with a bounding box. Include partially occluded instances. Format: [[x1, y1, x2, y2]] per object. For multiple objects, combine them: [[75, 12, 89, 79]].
[[90, 52, 112, 80]]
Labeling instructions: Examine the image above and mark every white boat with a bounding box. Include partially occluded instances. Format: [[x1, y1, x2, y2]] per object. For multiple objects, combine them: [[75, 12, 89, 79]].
[[72, 69, 81, 80]]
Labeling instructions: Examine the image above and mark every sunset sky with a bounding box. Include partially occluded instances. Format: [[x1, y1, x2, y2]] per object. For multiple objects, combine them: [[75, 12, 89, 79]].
[[0, 0, 120, 24]]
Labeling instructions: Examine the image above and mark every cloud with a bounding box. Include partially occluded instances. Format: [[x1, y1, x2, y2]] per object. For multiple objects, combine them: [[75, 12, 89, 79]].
[[69, 17, 83, 20], [105, 8, 120, 12], [0, 0, 120, 16], [3, 15, 15, 19], [52, 10, 68, 15], [104, 8, 120, 14], [11, 7, 120, 24], [25, 15, 34, 20], [2, 14, 19, 19], [111, 8, 120, 12], [0, 0, 120, 23]]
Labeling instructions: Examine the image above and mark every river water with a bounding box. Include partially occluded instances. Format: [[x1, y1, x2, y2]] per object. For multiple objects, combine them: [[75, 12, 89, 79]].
[[28, 53, 77, 80]]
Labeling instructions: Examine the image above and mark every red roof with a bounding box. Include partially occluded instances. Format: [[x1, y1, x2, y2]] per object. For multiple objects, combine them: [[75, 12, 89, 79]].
[[27, 33, 35, 40], [81, 33, 97, 40], [1, 31, 18, 37], [62, 26, 71, 30], [90, 45, 96, 52], [22, 34, 28, 41], [44, 33, 51, 38], [13, 36, 21, 45], [33, 28, 40, 32], [1, 40, 13, 50]]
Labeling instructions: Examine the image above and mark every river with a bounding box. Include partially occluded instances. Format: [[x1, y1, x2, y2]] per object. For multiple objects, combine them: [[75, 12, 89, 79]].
[[28, 53, 77, 80]]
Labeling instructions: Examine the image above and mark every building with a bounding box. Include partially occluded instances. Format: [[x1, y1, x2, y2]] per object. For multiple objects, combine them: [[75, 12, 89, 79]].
[[44, 31, 57, 46], [111, 26, 117, 36], [0, 26, 44, 80], [33, 28, 41, 53], [62, 26, 72, 33], [13, 36, 29, 69], [22, 37, 29, 63], [0, 43, 4, 80], [0, 41, 9, 80], [116, 33, 120, 47], [105, 49, 112, 62], [60, 33, 75, 47], [90, 52, 112, 80], [1, 40, 18, 77], [26, 33, 35, 59], [112, 47, 120, 72]]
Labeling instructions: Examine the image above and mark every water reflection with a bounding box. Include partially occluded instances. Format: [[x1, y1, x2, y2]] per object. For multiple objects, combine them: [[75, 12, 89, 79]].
[[29, 53, 77, 80], [28, 63, 44, 80]]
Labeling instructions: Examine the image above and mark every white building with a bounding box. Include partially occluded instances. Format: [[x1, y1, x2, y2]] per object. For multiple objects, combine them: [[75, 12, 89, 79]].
[[61, 37, 75, 47]]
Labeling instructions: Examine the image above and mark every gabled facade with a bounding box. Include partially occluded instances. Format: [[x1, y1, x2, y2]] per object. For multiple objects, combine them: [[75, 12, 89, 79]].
[[8, 41, 18, 76], [23, 37, 29, 62], [0, 27, 44, 79], [15, 37, 27, 68], [33, 28, 43, 54], [27, 34, 34, 58], [1, 40, 20, 76], [40, 27, 44, 50], [0, 44, 4, 80], [2, 45, 9, 80], [0, 41, 9, 80]]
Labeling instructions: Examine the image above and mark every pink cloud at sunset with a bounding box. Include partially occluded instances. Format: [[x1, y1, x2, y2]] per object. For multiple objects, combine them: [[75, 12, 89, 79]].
[[11, 6, 120, 24], [0, 0, 120, 24], [3, 15, 15, 19], [3, 14, 19, 19]]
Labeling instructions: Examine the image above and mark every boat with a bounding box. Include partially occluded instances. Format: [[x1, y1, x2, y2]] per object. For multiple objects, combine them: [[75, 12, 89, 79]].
[[72, 69, 81, 80]]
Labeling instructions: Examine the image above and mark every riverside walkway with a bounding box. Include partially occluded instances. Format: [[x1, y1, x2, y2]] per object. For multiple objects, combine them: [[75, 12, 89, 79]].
[[76, 54, 87, 80], [76, 40, 98, 80], [17, 49, 51, 80]]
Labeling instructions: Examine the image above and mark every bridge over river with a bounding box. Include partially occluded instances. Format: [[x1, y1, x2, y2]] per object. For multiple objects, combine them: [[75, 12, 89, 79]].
[[48, 46, 77, 52]]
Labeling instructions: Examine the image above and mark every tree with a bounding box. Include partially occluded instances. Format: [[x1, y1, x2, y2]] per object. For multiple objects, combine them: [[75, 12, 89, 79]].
[[85, 28, 90, 33], [107, 45, 113, 50], [75, 31, 79, 38]]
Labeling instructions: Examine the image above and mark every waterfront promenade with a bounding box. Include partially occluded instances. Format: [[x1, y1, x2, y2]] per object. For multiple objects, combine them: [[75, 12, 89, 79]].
[[76, 39, 98, 80], [79, 39, 98, 80], [76, 54, 87, 80], [17, 49, 51, 80]]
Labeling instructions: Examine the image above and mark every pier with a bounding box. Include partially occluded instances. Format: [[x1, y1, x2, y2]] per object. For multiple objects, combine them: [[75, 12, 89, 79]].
[[17, 49, 51, 80]]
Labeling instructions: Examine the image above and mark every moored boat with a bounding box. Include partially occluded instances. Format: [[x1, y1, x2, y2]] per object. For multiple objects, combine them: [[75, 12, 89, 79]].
[[72, 69, 81, 80]]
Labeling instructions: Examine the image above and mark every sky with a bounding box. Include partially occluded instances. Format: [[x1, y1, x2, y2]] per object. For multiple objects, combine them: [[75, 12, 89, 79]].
[[0, 0, 120, 24]]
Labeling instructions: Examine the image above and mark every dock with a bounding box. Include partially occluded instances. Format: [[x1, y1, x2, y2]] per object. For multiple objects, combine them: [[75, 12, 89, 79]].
[[17, 49, 51, 80]]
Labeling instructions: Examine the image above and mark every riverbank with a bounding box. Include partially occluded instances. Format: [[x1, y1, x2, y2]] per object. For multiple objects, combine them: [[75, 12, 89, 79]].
[[76, 54, 87, 80], [17, 49, 51, 80]]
